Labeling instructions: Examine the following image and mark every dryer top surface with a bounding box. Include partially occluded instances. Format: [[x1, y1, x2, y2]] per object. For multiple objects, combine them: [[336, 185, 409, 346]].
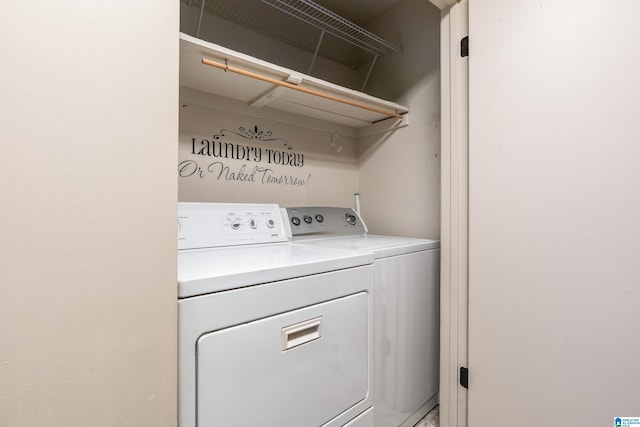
[[178, 242, 372, 298]]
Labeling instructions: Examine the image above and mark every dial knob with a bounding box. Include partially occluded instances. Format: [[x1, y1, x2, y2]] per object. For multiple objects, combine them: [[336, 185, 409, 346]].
[[249, 219, 257, 229], [315, 214, 324, 223], [291, 217, 301, 226], [303, 215, 313, 224], [345, 213, 357, 225], [266, 219, 275, 228]]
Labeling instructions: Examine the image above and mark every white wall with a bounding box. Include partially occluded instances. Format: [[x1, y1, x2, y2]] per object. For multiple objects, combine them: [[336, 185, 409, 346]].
[[0, 2, 178, 425], [357, 0, 441, 238], [468, 1, 640, 425]]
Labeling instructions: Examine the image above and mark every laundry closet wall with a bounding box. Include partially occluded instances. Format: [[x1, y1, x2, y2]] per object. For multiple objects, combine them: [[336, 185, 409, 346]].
[[179, 0, 441, 238], [1, 1, 178, 425], [357, 0, 441, 239], [178, 89, 359, 207]]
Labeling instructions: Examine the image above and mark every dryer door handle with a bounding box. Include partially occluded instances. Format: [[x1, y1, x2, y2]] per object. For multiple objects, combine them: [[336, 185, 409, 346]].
[[281, 317, 323, 351]]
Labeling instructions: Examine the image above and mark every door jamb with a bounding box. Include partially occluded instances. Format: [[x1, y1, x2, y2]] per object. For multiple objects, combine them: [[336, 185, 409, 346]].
[[439, 1, 469, 426]]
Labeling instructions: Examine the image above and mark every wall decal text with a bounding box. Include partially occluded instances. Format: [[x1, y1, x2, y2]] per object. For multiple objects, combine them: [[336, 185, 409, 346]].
[[178, 160, 311, 186], [181, 126, 310, 188], [191, 126, 303, 167]]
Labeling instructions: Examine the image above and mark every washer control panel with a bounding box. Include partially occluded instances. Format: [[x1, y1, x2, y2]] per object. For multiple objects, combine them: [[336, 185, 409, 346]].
[[178, 203, 287, 250], [284, 207, 367, 237]]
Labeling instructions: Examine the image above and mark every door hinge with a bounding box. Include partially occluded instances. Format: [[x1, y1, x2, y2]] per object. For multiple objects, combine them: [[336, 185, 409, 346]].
[[461, 36, 469, 57], [460, 367, 469, 389]]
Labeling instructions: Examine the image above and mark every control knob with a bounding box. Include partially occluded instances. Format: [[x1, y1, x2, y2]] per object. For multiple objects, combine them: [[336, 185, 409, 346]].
[[345, 213, 357, 225]]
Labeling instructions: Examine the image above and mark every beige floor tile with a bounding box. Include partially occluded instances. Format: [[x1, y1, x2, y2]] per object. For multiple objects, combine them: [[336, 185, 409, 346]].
[[414, 405, 439, 427]]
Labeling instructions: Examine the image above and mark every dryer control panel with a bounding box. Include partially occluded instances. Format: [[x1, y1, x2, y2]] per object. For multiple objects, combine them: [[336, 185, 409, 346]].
[[178, 203, 287, 250], [284, 207, 367, 237]]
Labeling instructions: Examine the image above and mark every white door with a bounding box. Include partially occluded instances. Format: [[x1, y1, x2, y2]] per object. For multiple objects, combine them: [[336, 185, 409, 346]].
[[468, 1, 640, 426]]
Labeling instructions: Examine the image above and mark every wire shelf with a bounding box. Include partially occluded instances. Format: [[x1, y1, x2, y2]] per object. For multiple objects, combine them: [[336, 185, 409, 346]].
[[260, 0, 401, 57], [183, 0, 401, 63]]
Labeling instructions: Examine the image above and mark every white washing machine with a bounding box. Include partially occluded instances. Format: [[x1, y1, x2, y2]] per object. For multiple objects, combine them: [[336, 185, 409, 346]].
[[178, 203, 375, 427], [283, 207, 440, 427]]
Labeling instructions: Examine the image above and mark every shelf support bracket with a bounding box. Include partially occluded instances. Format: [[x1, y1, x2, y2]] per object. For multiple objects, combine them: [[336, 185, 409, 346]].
[[196, 0, 206, 38], [308, 30, 325, 75], [361, 55, 378, 92]]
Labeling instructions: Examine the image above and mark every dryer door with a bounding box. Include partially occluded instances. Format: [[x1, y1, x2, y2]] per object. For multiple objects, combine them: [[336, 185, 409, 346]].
[[196, 292, 368, 426]]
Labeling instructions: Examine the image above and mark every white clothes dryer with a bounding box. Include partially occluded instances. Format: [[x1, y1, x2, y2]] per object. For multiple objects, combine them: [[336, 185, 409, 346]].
[[178, 203, 375, 427], [283, 207, 440, 427]]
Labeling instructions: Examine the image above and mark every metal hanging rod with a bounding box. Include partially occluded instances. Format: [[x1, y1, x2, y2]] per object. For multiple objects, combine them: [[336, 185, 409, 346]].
[[201, 57, 401, 119]]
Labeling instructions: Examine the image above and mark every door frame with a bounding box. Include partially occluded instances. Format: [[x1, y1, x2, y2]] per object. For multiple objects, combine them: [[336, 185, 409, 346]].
[[437, 1, 469, 426]]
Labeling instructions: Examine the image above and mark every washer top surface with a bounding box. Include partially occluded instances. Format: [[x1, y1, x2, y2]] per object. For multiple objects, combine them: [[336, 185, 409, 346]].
[[178, 242, 372, 298], [292, 234, 440, 259], [283, 206, 440, 258]]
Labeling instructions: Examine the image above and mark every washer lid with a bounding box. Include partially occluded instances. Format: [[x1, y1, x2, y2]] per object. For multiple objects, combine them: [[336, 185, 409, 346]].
[[293, 235, 440, 258], [178, 242, 373, 298]]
